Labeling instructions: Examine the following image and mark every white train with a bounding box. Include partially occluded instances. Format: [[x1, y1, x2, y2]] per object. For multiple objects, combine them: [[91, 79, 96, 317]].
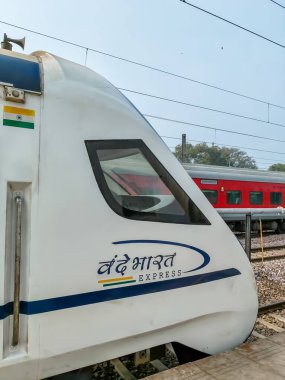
[[0, 39, 258, 379]]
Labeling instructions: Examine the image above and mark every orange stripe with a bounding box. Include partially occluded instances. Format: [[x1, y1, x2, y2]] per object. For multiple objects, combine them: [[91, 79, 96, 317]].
[[98, 276, 133, 284], [3, 106, 35, 116]]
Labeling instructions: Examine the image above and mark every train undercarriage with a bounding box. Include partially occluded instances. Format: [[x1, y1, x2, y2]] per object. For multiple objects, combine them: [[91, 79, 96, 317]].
[[227, 219, 285, 233]]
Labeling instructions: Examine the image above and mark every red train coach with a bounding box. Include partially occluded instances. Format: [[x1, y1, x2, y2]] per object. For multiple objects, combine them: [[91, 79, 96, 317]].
[[183, 164, 285, 232]]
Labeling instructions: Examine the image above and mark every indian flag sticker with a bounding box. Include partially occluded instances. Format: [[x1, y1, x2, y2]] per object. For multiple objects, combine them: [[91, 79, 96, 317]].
[[3, 106, 35, 129]]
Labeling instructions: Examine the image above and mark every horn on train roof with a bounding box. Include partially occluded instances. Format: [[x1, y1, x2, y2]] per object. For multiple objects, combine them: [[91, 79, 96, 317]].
[[1, 33, 25, 51]]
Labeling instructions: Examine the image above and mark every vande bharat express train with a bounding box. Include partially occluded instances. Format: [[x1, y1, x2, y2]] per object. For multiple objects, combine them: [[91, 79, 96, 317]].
[[0, 44, 257, 379]]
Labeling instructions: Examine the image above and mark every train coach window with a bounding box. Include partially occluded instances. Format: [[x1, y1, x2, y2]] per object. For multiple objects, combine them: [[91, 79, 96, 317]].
[[226, 191, 241, 205], [250, 191, 263, 205], [85, 140, 209, 225], [202, 190, 218, 204], [270, 192, 282, 205]]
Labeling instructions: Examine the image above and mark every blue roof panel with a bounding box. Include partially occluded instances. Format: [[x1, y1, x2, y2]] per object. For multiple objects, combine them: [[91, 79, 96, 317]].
[[0, 54, 41, 93]]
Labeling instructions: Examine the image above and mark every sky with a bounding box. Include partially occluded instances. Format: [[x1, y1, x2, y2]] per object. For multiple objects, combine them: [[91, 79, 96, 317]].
[[0, 0, 284, 170]]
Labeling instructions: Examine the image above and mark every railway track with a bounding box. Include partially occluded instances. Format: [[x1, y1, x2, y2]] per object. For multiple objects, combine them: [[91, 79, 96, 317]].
[[251, 244, 285, 253], [251, 253, 285, 262], [250, 301, 285, 340], [249, 243, 285, 262], [258, 300, 285, 314], [92, 344, 178, 380]]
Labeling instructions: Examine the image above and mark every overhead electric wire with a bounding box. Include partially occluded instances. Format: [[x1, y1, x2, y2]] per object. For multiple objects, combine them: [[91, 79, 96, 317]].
[[120, 88, 285, 128], [0, 20, 285, 110], [146, 114, 285, 143], [270, 0, 285, 9], [2, 19, 285, 159], [179, 0, 285, 49], [161, 136, 285, 156]]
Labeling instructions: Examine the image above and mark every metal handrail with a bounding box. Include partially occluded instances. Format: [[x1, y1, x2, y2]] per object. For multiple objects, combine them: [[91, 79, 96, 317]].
[[12, 195, 23, 347]]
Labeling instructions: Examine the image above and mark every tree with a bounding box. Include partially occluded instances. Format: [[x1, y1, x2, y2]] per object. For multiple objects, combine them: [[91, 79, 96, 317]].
[[174, 142, 257, 169], [268, 163, 285, 172]]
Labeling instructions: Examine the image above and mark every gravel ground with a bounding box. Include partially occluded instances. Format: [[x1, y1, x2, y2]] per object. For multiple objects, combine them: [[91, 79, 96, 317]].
[[246, 254, 285, 343], [238, 233, 285, 304], [246, 308, 285, 343], [253, 259, 285, 305]]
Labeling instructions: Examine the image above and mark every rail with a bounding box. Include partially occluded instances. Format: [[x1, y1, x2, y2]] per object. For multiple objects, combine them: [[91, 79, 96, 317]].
[[251, 245, 285, 253], [251, 253, 285, 262], [258, 300, 285, 314]]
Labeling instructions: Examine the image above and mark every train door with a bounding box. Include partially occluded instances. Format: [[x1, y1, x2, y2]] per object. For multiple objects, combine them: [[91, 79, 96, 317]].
[[0, 106, 4, 363]]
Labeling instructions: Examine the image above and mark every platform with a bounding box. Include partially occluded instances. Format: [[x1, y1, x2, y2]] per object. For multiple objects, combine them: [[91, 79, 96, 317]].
[[144, 332, 285, 379]]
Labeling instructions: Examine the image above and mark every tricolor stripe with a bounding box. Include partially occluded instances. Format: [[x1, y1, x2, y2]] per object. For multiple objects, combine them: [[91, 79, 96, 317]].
[[103, 280, 136, 287], [3, 106, 35, 129], [98, 276, 136, 287]]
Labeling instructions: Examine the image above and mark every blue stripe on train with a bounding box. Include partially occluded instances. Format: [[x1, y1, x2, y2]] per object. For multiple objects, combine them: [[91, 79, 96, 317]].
[[0, 268, 240, 320], [0, 54, 41, 93]]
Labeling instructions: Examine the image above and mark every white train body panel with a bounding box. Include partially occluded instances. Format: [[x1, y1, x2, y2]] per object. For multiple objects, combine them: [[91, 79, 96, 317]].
[[0, 49, 258, 379]]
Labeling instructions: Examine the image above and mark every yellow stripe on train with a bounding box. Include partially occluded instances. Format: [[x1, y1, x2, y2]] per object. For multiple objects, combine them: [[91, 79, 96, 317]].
[[3, 106, 35, 117], [98, 276, 134, 284]]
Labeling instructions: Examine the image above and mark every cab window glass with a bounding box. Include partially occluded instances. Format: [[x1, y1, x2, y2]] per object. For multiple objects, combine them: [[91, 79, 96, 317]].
[[202, 190, 218, 204], [270, 192, 282, 205], [86, 140, 209, 225], [250, 191, 263, 205], [227, 191, 241, 205]]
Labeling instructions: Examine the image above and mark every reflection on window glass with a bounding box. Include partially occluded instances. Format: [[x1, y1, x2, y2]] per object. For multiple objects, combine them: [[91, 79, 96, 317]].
[[99, 148, 185, 215], [202, 190, 218, 204], [270, 192, 282, 205], [250, 191, 263, 205], [227, 191, 241, 205], [100, 149, 171, 196], [85, 140, 209, 225]]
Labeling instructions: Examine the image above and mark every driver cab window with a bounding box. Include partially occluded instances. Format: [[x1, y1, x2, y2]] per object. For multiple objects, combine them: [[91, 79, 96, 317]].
[[85, 140, 209, 225]]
